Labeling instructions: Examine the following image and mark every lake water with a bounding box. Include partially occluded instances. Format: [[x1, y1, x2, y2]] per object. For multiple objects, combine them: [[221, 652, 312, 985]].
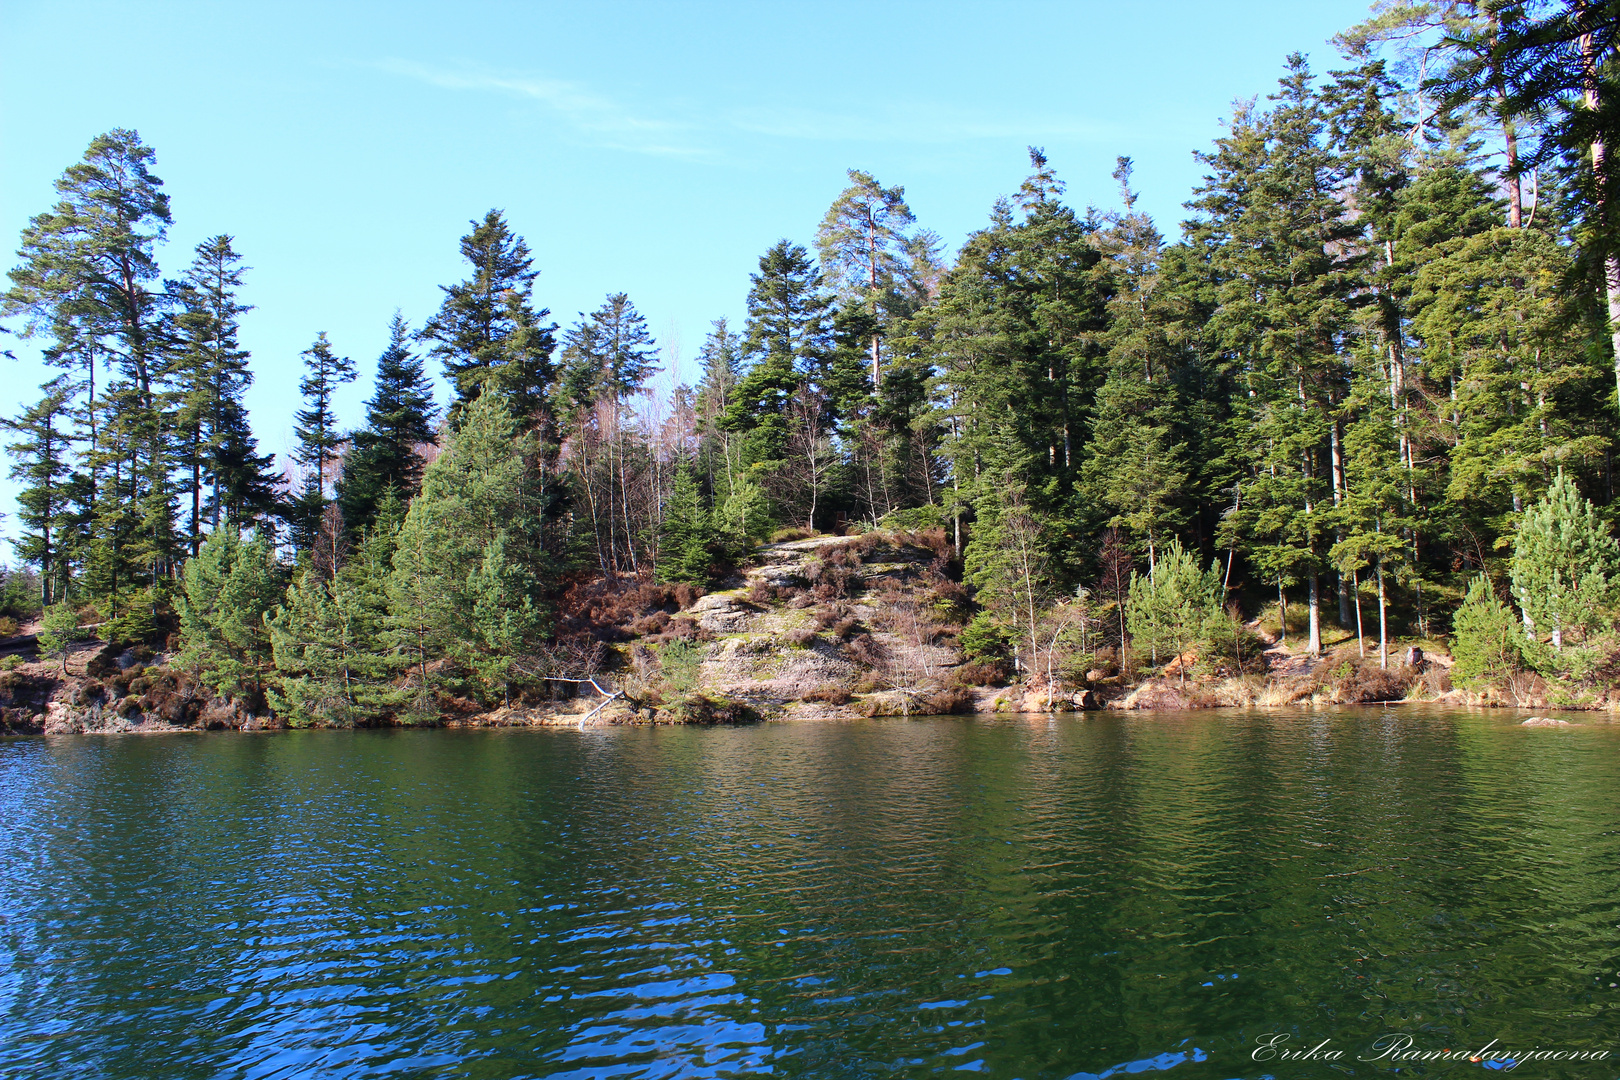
[[1, 709, 1617, 1079]]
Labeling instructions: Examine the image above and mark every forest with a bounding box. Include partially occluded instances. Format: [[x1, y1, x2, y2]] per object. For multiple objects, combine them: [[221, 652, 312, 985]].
[[4, 0, 1620, 725]]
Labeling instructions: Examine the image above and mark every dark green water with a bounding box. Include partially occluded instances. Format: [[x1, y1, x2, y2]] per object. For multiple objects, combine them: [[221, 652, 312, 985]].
[[1, 709, 1617, 1079]]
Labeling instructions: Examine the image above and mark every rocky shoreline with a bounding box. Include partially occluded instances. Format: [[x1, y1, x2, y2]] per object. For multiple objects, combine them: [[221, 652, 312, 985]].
[[4, 532, 1613, 736]]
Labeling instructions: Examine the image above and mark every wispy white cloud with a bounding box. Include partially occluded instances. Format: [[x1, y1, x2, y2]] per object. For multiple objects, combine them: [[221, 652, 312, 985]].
[[371, 59, 705, 158], [726, 102, 1115, 144], [371, 58, 1116, 159]]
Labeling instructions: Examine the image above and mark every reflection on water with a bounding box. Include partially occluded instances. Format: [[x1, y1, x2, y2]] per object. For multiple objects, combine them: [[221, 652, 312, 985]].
[[0, 708, 1616, 1079]]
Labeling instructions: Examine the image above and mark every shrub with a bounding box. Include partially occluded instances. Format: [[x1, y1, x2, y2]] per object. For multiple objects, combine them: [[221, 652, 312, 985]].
[[770, 526, 816, 543], [667, 693, 758, 724], [800, 685, 852, 705], [658, 638, 703, 695], [952, 660, 1008, 687], [0, 616, 18, 638], [920, 685, 974, 714], [628, 610, 672, 637], [845, 633, 887, 666], [1333, 664, 1411, 703], [960, 612, 1013, 661], [783, 627, 818, 648]]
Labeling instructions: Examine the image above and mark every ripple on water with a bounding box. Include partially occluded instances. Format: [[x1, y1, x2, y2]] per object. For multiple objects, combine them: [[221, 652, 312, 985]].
[[0, 709, 1616, 1079]]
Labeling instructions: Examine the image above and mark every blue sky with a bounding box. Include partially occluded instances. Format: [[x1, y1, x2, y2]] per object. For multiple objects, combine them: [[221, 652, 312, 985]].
[[0, 0, 1371, 550]]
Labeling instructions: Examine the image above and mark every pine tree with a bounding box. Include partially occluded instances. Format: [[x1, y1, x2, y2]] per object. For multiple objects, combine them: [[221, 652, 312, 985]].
[[174, 526, 281, 704], [3, 130, 179, 594], [337, 313, 438, 535], [385, 392, 553, 705], [2, 129, 171, 459], [287, 332, 356, 554], [267, 518, 400, 726], [816, 169, 918, 386], [1125, 537, 1224, 678], [1510, 470, 1620, 652], [37, 602, 84, 674]]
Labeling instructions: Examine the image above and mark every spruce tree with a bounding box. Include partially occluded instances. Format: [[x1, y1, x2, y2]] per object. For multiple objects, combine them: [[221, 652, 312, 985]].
[[1082, 157, 1192, 565], [558, 293, 661, 413], [656, 463, 715, 586], [720, 240, 833, 524], [557, 293, 660, 573], [694, 318, 743, 500]]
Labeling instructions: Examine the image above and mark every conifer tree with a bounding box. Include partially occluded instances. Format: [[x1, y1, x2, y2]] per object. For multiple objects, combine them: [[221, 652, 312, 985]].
[[268, 517, 400, 725], [167, 235, 275, 552], [37, 602, 84, 674], [558, 293, 661, 412], [175, 526, 281, 703], [287, 332, 356, 554], [694, 318, 743, 499], [816, 169, 918, 386], [4, 130, 183, 602], [1083, 157, 1192, 565], [1125, 537, 1224, 678], [1450, 574, 1524, 689], [558, 293, 660, 573], [2, 130, 172, 478], [1195, 60, 1362, 655], [1510, 470, 1620, 652], [3, 378, 78, 604], [721, 241, 834, 523], [964, 480, 1050, 677], [421, 209, 557, 421], [656, 463, 715, 586], [386, 392, 553, 704], [338, 313, 438, 535]]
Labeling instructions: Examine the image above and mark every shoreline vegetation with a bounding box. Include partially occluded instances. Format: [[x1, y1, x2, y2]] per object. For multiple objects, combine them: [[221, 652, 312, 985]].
[[2, 526, 1614, 736], [6, 4, 1620, 733]]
